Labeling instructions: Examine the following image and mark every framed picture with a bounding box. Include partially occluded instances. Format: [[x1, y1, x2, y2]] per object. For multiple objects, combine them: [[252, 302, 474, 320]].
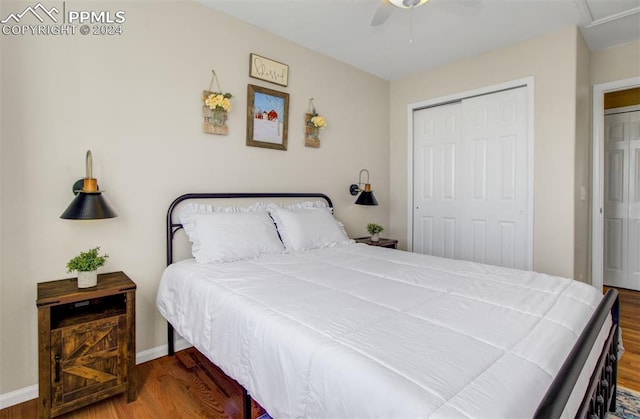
[[249, 53, 289, 87], [246, 84, 289, 151]]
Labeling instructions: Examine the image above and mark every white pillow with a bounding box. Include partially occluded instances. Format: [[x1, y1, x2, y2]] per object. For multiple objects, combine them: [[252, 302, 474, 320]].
[[268, 206, 352, 252], [180, 209, 284, 263]]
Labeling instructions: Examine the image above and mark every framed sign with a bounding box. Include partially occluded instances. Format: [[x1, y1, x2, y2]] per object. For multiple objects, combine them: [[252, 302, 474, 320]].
[[246, 84, 289, 151], [249, 53, 289, 87]]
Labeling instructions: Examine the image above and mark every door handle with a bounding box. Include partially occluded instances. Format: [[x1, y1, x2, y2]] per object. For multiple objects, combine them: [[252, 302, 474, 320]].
[[54, 354, 61, 383]]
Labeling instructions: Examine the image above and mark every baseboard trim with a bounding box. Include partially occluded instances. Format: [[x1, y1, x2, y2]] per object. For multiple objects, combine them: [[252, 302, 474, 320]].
[[0, 385, 38, 410], [0, 338, 192, 410], [135, 338, 192, 364]]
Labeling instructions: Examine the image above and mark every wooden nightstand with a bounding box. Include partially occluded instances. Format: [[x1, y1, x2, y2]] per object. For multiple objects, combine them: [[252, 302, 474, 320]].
[[36, 271, 136, 418], [354, 237, 398, 249]]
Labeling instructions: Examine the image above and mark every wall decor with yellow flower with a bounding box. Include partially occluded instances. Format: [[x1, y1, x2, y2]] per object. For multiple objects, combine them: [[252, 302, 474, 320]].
[[305, 98, 326, 148], [202, 70, 232, 136]]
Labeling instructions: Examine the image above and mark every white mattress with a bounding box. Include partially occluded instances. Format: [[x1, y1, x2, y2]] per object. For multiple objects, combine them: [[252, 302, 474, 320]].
[[156, 243, 609, 418]]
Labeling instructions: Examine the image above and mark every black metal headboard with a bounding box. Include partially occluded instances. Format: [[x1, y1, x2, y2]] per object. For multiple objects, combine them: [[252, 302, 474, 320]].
[[166, 192, 333, 266]]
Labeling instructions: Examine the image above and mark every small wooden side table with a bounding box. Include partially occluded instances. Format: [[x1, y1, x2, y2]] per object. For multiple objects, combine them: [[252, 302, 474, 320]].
[[354, 236, 398, 249], [36, 271, 136, 418]]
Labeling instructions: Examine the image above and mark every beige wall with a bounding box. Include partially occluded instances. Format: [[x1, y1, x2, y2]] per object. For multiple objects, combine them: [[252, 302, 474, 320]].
[[0, 1, 390, 395], [591, 40, 640, 85], [574, 31, 592, 284], [390, 26, 581, 278]]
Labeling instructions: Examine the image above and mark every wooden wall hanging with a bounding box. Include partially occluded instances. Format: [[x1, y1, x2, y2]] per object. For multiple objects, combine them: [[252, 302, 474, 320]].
[[202, 70, 232, 136], [305, 98, 326, 148]]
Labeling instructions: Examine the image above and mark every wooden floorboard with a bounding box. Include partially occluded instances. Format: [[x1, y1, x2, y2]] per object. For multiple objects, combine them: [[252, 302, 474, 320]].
[[606, 286, 640, 393], [2, 287, 638, 418]]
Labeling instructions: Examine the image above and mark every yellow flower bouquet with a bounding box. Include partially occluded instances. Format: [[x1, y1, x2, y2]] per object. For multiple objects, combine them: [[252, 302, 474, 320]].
[[310, 114, 327, 128], [204, 92, 232, 112]]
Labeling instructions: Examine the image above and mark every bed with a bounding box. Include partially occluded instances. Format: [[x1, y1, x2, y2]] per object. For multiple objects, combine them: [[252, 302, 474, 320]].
[[156, 192, 620, 419]]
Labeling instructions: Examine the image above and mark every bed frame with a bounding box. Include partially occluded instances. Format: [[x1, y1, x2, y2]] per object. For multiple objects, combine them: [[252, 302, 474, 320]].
[[163, 192, 620, 419]]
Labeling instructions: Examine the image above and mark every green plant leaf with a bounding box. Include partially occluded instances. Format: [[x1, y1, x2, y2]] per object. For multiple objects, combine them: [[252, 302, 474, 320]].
[[366, 223, 384, 234], [66, 246, 109, 273]]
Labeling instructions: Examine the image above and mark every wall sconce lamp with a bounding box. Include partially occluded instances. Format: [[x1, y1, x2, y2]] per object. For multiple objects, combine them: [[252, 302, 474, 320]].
[[60, 150, 117, 220], [349, 169, 379, 206]]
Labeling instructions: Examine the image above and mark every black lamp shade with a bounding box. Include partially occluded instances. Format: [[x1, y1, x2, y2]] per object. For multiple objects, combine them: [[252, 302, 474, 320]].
[[355, 190, 378, 206], [60, 192, 117, 219]]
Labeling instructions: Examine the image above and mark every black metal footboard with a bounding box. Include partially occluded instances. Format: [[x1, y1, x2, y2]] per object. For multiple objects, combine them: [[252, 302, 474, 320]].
[[534, 288, 620, 419]]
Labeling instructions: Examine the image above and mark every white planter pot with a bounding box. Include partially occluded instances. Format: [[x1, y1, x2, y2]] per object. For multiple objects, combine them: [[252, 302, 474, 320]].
[[77, 270, 98, 288], [371, 233, 380, 242]]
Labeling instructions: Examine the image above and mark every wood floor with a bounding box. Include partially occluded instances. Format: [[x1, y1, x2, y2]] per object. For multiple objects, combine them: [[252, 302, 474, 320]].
[[2, 287, 638, 418], [608, 287, 640, 393], [0, 348, 265, 419]]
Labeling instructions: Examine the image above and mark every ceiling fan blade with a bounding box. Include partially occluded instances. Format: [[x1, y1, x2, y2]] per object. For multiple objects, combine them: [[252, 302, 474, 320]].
[[371, 0, 395, 26]]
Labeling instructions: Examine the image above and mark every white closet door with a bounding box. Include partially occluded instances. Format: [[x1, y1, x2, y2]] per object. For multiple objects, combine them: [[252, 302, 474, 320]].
[[412, 102, 463, 258], [605, 110, 640, 290], [458, 88, 529, 268], [629, 112, 640, 290], [412, 87, 529, 269], [603, 113, 628, 286]]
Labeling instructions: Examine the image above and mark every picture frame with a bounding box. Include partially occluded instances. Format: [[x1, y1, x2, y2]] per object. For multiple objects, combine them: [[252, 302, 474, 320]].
[[246, 84, 289, 151], [249, 53, 289, 87]]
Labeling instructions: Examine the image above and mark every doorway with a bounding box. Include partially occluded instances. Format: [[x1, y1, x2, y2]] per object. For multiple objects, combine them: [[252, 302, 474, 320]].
[[592, 78, 640, 291]]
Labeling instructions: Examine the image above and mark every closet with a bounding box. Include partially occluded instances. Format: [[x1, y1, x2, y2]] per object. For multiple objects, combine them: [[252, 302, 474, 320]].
[[412, 86, 531, 269]]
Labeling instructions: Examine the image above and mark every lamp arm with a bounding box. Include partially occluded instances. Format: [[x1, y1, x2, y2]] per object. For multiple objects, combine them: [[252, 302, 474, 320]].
[[86, 150, 93, 179], [350, 169, 372, 196], [358, 169, 370, 185]]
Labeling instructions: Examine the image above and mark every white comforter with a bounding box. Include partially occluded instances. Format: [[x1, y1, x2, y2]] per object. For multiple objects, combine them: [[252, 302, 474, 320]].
[[156, 243, 605, 419]]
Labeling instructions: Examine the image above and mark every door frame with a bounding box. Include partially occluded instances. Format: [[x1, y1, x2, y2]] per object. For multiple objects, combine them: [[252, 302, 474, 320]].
[[406, 77, 535, 270], [591, 76, 640, 291]]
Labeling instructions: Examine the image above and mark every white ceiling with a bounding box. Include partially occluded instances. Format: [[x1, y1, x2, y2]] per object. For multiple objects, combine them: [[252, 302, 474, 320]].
[[199, 0, 640, 81]]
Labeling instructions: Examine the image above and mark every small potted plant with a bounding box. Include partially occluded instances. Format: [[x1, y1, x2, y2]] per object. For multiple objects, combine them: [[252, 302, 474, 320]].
[[66, 247, 109, 288], [366, 223, 384, 242]]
